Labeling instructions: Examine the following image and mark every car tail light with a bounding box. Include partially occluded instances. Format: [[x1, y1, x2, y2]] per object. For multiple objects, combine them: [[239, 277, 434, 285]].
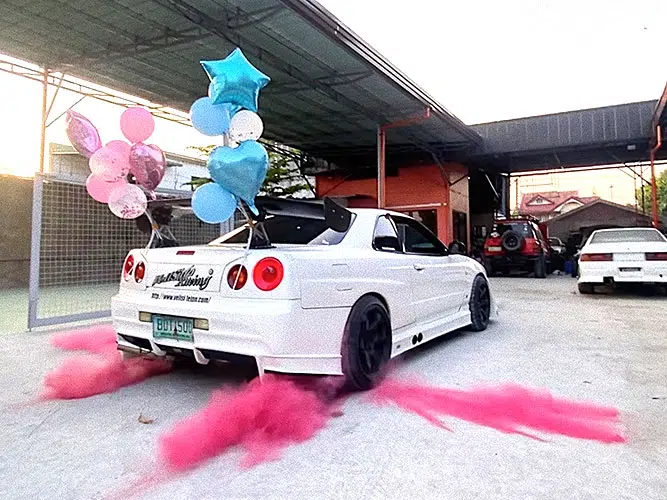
[[523, 238, 539, 254], [484, 238, 503, 253], [134, 261, 146, 283], [253, 257, 284, 291], [645, 252, 667, 261], [580, 253, 613, 262], [227, 264, 248, 290], [123, 254, 135, 281]]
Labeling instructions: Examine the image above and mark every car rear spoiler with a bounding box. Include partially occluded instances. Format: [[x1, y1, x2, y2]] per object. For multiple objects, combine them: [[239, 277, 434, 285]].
[[145, 195, 353, 233]]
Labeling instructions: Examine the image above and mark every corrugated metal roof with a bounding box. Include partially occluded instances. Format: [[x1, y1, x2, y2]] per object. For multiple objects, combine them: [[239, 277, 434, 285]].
[[0, 0, 481, 168], [466, 100, 666, 172], [472, 101, 657, 154]]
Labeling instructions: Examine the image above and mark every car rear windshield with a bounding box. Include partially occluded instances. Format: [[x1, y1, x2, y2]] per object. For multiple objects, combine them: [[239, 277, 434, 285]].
[[495, 222, 533, 237], [589, 229, 666, 244], [209, 215, 351, 246]]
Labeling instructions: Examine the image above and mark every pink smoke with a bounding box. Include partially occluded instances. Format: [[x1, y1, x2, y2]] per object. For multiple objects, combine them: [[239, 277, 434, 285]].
[[158, 375, 342, 471], [370, 378, 625, 443], [43, 325, 171, 400]]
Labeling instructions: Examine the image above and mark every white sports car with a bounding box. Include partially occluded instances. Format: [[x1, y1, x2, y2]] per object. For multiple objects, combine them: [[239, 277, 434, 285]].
[[577, 227, 667, 294], [112, 198, 497, 390]]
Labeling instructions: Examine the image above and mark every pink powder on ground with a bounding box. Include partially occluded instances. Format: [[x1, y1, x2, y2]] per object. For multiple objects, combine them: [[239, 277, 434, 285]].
[[41, 353, 172, 400], [106, 374, 626, 499], [42, 325, 172, 400], [371, 378, 625, 443], [159, 375, 339, 471]]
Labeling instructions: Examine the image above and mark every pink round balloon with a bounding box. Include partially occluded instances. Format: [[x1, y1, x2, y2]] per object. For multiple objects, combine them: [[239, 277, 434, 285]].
[[106, 140, 132, 157], [65, 110, 102, 158], [108, 184, 148, 219], [129, 143, 166, 191], [85, 174, 127, 204], [89, 145, 130, 182], [120, 107, 155, 143]]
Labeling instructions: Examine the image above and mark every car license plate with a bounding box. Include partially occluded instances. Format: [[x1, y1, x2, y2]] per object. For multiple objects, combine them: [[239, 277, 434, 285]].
[[488, 246, 502, 252], [619, 267, 641, 273], [152, 315, 194, 342]]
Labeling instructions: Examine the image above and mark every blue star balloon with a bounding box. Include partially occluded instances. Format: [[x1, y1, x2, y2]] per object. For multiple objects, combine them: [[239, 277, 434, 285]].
[[201, 48, 270, 112]]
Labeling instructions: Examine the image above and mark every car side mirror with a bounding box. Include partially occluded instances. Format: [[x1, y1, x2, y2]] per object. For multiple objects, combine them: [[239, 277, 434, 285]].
[[374, 235, 401, 252]]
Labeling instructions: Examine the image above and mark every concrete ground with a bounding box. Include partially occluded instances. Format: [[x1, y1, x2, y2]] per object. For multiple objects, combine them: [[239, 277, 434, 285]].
[[1, 276, 665, 500]]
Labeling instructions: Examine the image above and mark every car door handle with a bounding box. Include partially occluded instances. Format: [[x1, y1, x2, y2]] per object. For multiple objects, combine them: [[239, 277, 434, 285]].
[[413, 264, 425, 271]]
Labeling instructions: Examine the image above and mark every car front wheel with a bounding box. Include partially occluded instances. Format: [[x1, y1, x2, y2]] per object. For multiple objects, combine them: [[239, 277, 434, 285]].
[[341, 296, 392, 391], [578, 283, 594, 294]]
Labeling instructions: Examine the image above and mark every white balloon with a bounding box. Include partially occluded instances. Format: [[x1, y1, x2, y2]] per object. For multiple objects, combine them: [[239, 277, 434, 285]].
[[108, 184, 147, 219], [228, 110, 263, 143]]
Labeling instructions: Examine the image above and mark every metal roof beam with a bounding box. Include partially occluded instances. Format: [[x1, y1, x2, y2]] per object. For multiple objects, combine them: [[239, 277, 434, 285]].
[[652, 81, 667, 131], [0, 58, 191, 126], [65, 5, 285, 66]]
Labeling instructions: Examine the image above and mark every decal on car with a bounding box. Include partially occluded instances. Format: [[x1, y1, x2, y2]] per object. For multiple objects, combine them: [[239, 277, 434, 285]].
[[151, 266, 214, 291]]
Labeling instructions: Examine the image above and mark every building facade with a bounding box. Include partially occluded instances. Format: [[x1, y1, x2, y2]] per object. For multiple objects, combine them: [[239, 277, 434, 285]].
[[316, 163, 469, 246], [545, 199, 660, 242]]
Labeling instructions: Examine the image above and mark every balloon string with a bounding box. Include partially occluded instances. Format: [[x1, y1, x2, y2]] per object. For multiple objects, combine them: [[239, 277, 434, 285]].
[[233, 201, 253, 290]]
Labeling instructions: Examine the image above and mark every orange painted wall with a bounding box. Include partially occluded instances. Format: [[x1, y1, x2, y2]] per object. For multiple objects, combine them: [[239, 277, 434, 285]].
[[316, 164, 469, 243]]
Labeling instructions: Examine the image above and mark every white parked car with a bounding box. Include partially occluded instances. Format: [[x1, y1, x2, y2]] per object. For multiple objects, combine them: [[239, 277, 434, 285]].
[[112, 198, 497, 390], [577, 227, 667, 294]]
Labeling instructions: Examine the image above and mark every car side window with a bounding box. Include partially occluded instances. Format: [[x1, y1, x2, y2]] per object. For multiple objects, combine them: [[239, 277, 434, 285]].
[[391, 217, 448, 256], [373, 215, 402, 252]]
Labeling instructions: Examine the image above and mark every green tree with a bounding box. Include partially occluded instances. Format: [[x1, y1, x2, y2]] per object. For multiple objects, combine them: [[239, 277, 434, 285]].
[[636, 170, 667, 216], [186, 142, 313, 198]]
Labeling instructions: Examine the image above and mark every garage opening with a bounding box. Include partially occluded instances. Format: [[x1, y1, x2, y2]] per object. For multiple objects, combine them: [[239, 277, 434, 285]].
[[403, 209, 438, 236]]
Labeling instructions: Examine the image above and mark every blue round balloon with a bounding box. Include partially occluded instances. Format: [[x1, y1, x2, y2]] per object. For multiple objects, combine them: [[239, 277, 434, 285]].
[[189, 97, 231, 136], [191, 182, 237, 224]]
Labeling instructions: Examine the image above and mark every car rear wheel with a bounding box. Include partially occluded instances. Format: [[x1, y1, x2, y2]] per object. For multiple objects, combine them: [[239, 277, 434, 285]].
[[469, 275, 491, 332], [341, 296, 392, 391], [534, 254, 547, 279], [578, 283, 594, 294]]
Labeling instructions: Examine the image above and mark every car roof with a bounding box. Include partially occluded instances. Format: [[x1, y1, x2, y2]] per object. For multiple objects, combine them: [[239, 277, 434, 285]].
[[592, 227, 658, 233]]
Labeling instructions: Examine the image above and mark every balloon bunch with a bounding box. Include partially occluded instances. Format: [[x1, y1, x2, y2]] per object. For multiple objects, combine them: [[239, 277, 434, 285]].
[[66, 108, 166, 219], [189, 48, 271, 224]]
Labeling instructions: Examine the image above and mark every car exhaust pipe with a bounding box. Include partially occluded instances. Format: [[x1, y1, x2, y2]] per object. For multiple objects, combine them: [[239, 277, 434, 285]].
[[117, 339, 158, 358]]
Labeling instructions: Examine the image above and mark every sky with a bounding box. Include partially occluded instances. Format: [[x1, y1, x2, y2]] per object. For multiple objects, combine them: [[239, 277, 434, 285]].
[[1, 0, 666, 204]]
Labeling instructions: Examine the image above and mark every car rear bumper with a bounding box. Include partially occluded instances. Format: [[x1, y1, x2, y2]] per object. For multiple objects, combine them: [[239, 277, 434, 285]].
[[486, 255, 540, 269], [111, 291, 349, 376], [578, 261, 667, 284]]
